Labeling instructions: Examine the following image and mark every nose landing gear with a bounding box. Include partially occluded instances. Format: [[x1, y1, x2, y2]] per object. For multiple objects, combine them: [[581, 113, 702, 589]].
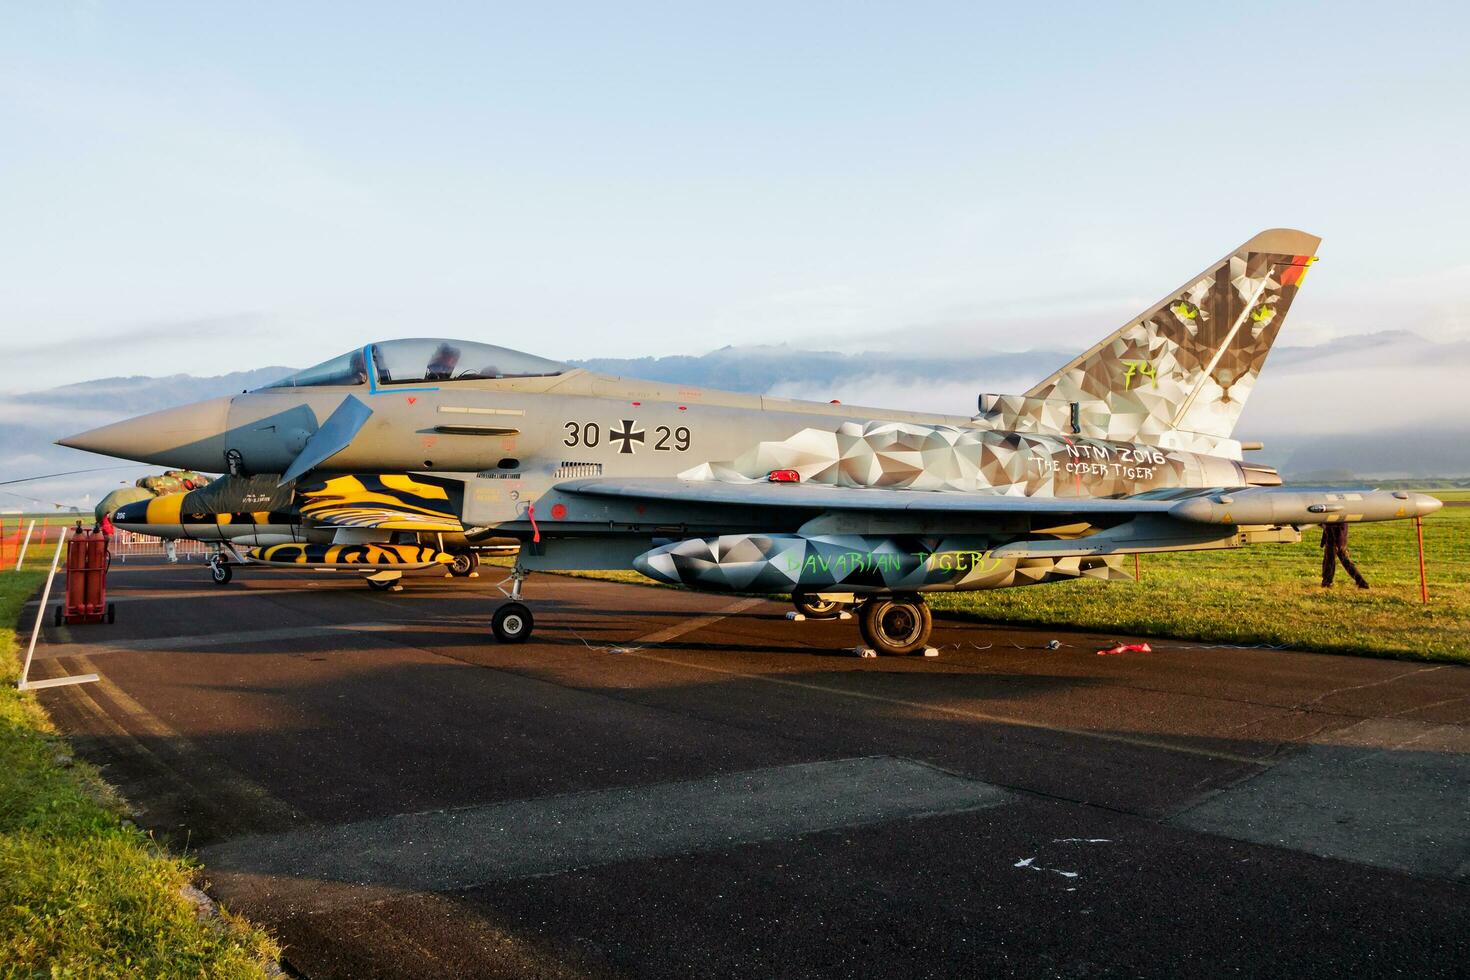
[[490, 562, 534, 643], [208, 556, 233, 585]]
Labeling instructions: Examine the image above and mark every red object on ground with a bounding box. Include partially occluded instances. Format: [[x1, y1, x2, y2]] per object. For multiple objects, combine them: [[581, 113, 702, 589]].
[[62, 529, 113, 625], [1096, 642, 1152, 656], [767, 469, 801, 483]]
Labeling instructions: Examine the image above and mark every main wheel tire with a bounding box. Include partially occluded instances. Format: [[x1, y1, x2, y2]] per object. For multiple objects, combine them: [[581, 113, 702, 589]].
[[858, 595, 933, 656], [106, 603, 116, 624], [448, 551, 476, 577], [793, 590, 846, 620], [210, 562, 232, 585], [53, 604, 63, 626], [491, 602, 534, 643]]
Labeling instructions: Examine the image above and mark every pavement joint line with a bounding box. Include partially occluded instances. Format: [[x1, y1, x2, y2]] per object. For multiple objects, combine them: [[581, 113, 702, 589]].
[[1289, 663, 1449, 712], [612, 644, 1267, 766], [48, 622, 439, 655], [200, 756, 1009, 912], [35, 658, 296, 842], [65, 653, 305, 830]]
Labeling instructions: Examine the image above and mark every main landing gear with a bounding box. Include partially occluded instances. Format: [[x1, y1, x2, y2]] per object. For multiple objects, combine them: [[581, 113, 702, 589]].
[[857, 594, 934, 656], [447, 549, 480, 578], [789, 591, 936, 656], [365, 571, 404, 592], [791, 589, 851, 620], [490, 563, 534, 643]]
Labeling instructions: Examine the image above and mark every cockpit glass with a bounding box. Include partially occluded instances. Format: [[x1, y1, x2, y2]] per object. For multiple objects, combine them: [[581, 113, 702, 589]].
[[259, 350, 369, 389], [368, 339, 566, 384], [257, 339, 566, 390]]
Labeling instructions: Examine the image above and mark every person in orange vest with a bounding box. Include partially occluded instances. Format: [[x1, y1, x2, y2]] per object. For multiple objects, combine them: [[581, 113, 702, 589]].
[[1320, 522, 1368, 589]]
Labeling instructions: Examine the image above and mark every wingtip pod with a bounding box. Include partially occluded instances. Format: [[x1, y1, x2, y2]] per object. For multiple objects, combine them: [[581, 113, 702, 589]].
[[1170, 489, 1443, 526]]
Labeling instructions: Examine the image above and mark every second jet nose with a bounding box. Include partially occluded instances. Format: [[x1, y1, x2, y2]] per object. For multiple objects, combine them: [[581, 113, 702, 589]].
[[57, 396, 233, 470], [112, 500, 147, 525]]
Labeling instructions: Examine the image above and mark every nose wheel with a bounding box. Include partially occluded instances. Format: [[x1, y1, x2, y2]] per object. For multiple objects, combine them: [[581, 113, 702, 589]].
[[857, 594, 933, 656], [208, 558, 233, 585], [490, 562, 536, 643], [491, 602, 534, 642]]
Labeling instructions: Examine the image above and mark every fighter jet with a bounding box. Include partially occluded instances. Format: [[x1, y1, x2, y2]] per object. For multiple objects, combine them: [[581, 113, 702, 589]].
[[60, 229, 1441, 654], [111, 472, 517, 588]]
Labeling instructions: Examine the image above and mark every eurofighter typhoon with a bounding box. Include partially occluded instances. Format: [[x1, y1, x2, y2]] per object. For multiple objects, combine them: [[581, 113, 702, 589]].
[[59, 230, 1441, 654]]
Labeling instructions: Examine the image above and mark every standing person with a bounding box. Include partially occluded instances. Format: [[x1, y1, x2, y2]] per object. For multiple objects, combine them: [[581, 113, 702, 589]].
[[164, 538, 178, 563], [1320, 522, 1368, 589]]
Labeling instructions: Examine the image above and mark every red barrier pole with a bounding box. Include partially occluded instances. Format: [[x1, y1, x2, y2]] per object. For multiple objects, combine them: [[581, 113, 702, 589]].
[[1415, 516, 1428, 605]]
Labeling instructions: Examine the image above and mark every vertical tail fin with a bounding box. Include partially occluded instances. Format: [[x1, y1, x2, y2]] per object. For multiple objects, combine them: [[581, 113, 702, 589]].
[[1020, 228, 1320, 447]]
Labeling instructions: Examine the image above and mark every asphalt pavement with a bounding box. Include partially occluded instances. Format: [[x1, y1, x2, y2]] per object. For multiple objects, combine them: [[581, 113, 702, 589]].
[[25, 559, 1470, 979]]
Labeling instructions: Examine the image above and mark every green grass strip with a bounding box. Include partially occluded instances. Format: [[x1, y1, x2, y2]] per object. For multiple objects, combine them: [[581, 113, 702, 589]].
[[0, 572, 279, 978]]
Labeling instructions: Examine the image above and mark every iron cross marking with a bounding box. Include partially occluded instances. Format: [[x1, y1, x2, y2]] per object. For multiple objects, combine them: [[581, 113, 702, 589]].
[[610, 419, 646, 454]]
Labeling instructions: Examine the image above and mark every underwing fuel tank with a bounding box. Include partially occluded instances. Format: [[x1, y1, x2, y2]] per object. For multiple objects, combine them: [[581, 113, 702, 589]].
[[247, 542, 455, 570], [632, 534, 1129, 594], [1169, 489, 1442, 525]]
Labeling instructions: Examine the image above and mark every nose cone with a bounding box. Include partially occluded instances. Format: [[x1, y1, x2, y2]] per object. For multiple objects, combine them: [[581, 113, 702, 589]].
[[1415, 493, 1445, 517], [111, 499, 154, 529], [632, 546, 683, 585], [58, 396, 233, 470]]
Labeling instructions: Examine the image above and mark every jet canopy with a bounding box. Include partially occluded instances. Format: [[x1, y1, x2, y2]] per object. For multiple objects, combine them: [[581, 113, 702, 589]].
[[259, 339, 568, 390]]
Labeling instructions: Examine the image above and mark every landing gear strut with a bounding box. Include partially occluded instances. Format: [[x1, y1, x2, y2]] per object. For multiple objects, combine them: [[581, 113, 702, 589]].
[[491, 562, 534, 643], [857, 594, 933, 656]]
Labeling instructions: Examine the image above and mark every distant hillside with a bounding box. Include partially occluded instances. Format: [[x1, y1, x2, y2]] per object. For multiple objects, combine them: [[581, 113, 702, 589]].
[[8, 331, 1470, 508], [1, 367, 293, 510]]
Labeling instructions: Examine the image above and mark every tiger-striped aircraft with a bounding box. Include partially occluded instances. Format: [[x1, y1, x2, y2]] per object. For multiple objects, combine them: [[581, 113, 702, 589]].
[[60, 229, 1441, 654], [110, 473, 517, 588]]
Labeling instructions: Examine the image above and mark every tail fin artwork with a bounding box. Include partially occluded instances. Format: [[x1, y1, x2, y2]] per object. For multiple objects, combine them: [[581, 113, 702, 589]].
[[980, 229, 1320, 454]]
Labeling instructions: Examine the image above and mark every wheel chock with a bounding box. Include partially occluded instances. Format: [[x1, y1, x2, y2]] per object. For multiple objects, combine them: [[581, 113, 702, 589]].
[[837, 610, 853, 620], [922, 646, 939, 658], [786, 611, 806, 622], [851, 646, 878, 658]]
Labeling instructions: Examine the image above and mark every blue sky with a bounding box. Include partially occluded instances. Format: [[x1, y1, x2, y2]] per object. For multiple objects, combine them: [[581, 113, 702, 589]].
[[3, 1, 1467, 390]]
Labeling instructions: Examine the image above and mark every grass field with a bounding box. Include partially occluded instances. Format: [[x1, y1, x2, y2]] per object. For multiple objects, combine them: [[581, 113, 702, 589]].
[[0, 572, 279, 977], [927, 504, 1467, 663], [556, 497, 1469, 664]]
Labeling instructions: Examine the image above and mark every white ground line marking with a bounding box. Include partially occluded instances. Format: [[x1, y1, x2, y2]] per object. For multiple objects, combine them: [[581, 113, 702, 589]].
[[631, 597, 766, 645]]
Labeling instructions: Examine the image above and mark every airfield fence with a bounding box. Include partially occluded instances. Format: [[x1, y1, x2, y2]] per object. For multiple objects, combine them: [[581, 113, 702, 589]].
[[108, 530, 212, 561], [0, 521, 212, 569]]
